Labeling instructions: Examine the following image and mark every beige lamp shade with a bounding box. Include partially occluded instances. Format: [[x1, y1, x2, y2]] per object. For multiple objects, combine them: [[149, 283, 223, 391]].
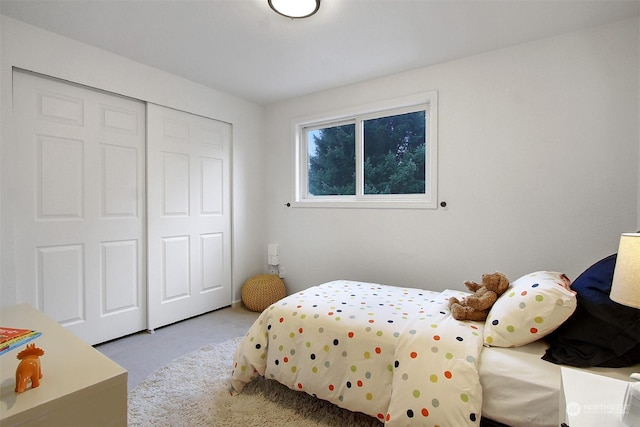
[[610, 233, 640, 309]]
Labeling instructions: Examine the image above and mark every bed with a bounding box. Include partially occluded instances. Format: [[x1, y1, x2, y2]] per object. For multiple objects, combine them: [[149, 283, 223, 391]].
[[231, 257, 640, 426]]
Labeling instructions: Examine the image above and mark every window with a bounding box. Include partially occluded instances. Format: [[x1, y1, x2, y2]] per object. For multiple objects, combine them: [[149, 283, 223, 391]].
[[293, 92, 437, 209]]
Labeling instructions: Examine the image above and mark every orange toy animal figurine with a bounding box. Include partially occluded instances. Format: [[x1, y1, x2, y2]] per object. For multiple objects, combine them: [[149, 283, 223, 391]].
[[15, 343, 45, 393]]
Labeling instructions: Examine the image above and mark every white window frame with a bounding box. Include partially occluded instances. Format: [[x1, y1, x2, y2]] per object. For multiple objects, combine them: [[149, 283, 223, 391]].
[[292, 91, 438, 209]]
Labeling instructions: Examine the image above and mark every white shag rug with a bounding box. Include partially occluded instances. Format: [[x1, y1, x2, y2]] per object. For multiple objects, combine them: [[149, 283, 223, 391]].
[[128, 337, 382, 426]]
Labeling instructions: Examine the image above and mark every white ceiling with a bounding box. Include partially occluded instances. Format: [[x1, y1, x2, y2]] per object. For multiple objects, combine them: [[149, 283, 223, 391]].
[[1, 0, 638, 105]]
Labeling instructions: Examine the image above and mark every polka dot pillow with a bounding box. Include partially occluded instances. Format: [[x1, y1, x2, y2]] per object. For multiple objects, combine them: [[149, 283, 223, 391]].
[[483, 271, 577, 347]]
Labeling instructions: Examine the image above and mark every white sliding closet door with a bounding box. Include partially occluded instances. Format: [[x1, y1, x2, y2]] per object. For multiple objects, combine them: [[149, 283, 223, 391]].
[[147, 104, 232, 330], [11, 70, 147, 344]]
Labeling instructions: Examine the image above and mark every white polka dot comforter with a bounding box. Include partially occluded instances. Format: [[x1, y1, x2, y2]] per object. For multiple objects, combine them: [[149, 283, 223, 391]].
[[231, 280, 484, 426]]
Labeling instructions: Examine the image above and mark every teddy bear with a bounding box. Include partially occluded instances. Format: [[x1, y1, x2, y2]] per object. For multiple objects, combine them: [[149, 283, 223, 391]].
[[449, 272, 510, 321]]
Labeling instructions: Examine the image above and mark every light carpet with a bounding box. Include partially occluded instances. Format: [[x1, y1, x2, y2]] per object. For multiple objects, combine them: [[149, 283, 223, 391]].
[[128, 336, 382, 426]]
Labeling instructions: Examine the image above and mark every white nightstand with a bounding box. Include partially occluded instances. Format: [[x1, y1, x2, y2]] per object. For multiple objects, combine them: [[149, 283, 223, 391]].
[[560, 366, 633, 427], [0, 304, 127, 426]]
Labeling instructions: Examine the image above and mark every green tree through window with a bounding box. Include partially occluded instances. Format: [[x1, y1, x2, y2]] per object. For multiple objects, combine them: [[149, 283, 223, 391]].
[[307, 111, 426, 196], [296, 93, 437, 208], [308, 124, 356, 196], [364, 111, 425, 194]]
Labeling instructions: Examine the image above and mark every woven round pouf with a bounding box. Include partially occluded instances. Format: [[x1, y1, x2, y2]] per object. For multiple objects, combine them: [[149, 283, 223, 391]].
[[242, 274, 286, 312]]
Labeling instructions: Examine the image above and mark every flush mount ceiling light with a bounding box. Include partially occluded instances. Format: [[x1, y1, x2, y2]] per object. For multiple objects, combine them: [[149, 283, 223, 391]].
[[268, 0, 320, 19]]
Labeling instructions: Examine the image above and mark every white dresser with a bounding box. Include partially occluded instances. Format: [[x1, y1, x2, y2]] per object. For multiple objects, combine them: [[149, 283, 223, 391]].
[[0, 304, 127, 426]]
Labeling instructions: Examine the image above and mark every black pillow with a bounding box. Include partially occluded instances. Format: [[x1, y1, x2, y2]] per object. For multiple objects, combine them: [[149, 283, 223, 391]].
[[543, 254, 640, 367]]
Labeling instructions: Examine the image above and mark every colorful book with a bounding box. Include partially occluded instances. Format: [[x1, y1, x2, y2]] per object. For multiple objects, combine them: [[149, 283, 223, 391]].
[[0, 327, 42, 355]]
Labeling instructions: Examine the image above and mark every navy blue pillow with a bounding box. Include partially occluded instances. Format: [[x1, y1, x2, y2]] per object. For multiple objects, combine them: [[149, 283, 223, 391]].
[[543, 254, 640, 367]]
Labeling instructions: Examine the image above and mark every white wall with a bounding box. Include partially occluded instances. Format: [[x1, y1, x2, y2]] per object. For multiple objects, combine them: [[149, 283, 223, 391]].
[[2, 15, 639, 306], [0, 16, 265, 305], [263, 17, 640, 294]]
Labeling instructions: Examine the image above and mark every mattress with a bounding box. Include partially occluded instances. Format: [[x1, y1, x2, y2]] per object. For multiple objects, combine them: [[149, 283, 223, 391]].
[[480, 340, 561, 427]]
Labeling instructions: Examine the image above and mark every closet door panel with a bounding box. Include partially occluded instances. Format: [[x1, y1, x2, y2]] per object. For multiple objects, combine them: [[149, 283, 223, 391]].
[[37, 244, 84, 324], [11, 70, 146, 344], [102, 240, 140, 312], [101, 144, 139, 217], [147, 104, 231, 330]]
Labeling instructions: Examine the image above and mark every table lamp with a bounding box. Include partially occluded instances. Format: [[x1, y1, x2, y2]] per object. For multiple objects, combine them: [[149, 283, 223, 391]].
[[609, 233, 640, 426], [610, 233, 640, 308]]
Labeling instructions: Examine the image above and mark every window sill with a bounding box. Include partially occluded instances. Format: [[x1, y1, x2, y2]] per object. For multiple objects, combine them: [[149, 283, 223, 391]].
[[290, 198, 438, 210]]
